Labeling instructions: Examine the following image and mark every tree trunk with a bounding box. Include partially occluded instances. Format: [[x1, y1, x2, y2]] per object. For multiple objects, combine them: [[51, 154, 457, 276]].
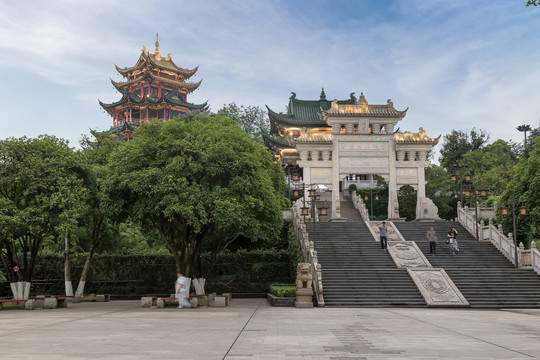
[[10, 281, 30, 300], [64, 231, 73, 296], [192, 278, 206, 295], [75, 241, 96, 297]]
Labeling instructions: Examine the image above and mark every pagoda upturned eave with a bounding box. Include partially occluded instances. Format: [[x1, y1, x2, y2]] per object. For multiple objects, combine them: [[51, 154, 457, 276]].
[[266, 106, 328, 127], [115, 51, 199, 79], [110, 72, 202, 93], [98, 89, 208, 112]]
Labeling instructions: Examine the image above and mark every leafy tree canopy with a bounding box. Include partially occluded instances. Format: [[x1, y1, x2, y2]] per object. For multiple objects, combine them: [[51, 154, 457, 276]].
[[105, 115, 286, 277], [425, 164, 456, 220], [461, 139, 517, 196], [0, 135, 86, 283], [498, 136, 540, 247], [217, 103, 269, 144], [439, 128, 489, 171]]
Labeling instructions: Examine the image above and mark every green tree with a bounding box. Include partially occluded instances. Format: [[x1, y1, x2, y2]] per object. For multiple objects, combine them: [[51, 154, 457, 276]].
[[217, 103, 269, 143], [0, 135, 85, 299], [497, 136, 540, 248], [439, 128, 489, 171], [425, 164, 456, 220], [106, 115, 286, 278], [398, 185, 417, 221], [461, 139, 517, 196]]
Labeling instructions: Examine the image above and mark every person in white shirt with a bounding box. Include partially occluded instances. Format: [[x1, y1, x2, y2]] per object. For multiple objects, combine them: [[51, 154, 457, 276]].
[[175, 272, 191, 308]]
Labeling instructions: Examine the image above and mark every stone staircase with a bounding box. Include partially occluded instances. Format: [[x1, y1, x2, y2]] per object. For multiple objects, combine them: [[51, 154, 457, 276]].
[[306, 222, 426, 307], [394, 221, 540, 308]]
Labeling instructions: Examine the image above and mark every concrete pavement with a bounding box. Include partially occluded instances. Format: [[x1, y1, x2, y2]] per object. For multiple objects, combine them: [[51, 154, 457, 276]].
[[1, 299, 540, 359]]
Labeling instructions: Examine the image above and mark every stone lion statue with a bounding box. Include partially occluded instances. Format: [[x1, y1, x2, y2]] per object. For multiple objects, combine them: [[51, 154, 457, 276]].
[[296, 263, 312, 289]]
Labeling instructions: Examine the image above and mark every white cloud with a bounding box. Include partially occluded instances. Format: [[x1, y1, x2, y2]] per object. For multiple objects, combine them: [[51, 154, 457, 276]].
[[1, 0, 539, 150]]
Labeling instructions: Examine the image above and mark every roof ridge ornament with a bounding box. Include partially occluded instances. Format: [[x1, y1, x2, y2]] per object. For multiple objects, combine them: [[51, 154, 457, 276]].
[[387, 99, 393, 108], [319, 88, 327, 101], [357, 92, 368, 106], [154, 33, 162, 61]]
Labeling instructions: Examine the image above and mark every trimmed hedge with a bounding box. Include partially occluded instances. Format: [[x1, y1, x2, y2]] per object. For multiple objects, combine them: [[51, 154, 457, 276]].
[[0, 250, 294, 297], [269, 283, 296, 297]]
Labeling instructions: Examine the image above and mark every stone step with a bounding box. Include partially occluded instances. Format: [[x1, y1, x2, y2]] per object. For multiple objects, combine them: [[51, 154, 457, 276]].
[[394, 221, 540, 308], [306, 221, 426, 307]]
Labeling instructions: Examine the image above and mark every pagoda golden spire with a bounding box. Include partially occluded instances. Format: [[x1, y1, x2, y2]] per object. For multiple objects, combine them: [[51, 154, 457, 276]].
[[154, 33, 161, 60]]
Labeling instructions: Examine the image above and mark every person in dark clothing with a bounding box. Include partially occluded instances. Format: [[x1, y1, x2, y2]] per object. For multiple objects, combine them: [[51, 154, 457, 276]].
[[426, 226, 438, 256], [379, 222, 388, 251]]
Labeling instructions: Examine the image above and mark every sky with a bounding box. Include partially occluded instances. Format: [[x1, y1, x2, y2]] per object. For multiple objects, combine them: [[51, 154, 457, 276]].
[[1, 0, 539, 161]]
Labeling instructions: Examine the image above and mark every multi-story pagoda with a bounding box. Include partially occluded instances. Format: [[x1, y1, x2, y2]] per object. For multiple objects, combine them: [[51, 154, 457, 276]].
[[99, 36, 208, 141], [266, 90, 441, 220]]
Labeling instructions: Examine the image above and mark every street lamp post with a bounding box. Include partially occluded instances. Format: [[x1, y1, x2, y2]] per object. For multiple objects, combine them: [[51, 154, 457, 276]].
[[452, 167, 487, 241], [363, 190, 379, 218], [517, 124, 532, 156], [451, 164, 469, 206], [463, 183, 487, 240], [300, 183, 328, 244], [501, 201, 528, 268]]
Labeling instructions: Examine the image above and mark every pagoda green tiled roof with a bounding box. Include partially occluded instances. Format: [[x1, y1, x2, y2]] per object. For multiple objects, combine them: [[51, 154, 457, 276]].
[[266, 90, 357, 127], [98, 89, 208, 111], [262, 132, 292, 148]]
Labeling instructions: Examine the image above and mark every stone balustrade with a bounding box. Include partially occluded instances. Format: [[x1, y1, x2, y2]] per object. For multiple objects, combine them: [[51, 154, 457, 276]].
[[531, 241, 540, 276], [330, 122, 396, 135], [457, 204, 536, 269], [351, 192, 370, 221], [292, 199, 324, 307]]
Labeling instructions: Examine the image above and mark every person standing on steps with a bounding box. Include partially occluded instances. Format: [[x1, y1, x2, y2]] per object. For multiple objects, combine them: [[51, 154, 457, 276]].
[[447, 227, 459, 255], [426, 226, 438, 256], [379, 221, 388, 252]]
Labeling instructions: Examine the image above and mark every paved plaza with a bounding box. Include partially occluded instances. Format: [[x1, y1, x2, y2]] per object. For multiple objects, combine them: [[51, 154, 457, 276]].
[[1, 299, 540, 359]]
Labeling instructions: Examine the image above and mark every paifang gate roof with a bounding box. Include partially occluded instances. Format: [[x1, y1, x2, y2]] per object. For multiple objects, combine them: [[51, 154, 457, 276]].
[[266, 89, 357, 128]]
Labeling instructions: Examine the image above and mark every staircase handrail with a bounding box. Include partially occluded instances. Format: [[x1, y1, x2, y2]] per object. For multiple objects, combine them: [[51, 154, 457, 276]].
[[351, 191, 370, 221], [531, 241, 540, 276], [457, 204, 532, 268], [292, 199, 325, 307], [457, 204, 479, 238]]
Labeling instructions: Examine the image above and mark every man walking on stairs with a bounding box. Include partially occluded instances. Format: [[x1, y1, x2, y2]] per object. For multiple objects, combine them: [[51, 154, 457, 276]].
[[379, 222, 388, 252], [426, 226, 438, 256]]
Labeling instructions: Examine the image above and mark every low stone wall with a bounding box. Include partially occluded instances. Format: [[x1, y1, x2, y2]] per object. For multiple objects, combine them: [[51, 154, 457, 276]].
[[266, 293, 294, 307]]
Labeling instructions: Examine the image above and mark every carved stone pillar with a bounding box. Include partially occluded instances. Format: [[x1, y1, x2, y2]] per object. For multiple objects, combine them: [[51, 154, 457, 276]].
[[322, 150, 330, 161], [385, 124, 395, 133], [418, 150, 427, 161], [300, 150, 309, 162], [345, 123, 354, 134], [332, 139, 340, 219], [397, 150, 405, 161], [371, 123, 381, 134], [332, 124, 341, 134], [405, 151, 411, 161], [416, 165, 426, 220]]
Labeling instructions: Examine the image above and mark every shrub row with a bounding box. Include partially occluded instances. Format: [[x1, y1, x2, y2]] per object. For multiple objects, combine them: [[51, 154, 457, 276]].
[[0, 250, 295, 297]]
